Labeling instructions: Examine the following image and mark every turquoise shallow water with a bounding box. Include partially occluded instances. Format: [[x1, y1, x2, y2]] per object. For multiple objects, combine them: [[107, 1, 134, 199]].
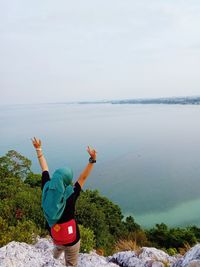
[[134, 197, 200, 228], [1, 103, 200, 227]]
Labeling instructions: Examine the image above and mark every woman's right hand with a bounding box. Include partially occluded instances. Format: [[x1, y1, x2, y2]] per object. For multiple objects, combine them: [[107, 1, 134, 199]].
[[31, 137, 48, 172], [32, 137, 42, 149]]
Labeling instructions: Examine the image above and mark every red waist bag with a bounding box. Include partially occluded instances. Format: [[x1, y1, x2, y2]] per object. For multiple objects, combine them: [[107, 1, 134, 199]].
[[51, 219, 77, 245]]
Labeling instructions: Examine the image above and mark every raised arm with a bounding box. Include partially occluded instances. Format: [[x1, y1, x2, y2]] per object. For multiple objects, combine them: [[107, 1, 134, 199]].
[[32, 137, 49, 172], [77, 146, 97, 188]]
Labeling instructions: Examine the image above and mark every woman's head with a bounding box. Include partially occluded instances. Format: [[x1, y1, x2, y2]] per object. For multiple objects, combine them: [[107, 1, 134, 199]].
[[51, 167, 73, 189], [42, 167, 74, 226]]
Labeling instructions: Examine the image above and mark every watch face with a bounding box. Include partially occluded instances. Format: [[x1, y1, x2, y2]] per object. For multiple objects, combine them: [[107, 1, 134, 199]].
[[89, 157, 96, 163]]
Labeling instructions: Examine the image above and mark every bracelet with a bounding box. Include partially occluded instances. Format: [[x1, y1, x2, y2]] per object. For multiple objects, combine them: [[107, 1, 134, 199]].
[[36, 148, 42, 151], [38, 154, 43, 159], [89, 157, 96, 164]]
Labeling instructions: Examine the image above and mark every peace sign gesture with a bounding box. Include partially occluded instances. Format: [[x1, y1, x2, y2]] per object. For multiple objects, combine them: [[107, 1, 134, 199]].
[[87, 146, 97, 160], [32, 137, 42, 149]]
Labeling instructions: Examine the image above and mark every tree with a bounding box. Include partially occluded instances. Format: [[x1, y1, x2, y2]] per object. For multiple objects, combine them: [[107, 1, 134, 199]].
[[147, 223, 197, 249], [187, 226, 200, 241], [0, 150, 32, 180], [76, 189, 125, 255], [123, 216, 141, 234], [147, 223, 169, 248], [24, 173, 41, 187]]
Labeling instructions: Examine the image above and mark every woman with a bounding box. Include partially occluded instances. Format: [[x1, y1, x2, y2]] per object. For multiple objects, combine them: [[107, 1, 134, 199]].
[[32, 137, 97, 267]]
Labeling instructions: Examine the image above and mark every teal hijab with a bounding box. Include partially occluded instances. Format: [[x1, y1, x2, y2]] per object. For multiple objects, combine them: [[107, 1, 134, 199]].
[[42, 167, 74, 227]]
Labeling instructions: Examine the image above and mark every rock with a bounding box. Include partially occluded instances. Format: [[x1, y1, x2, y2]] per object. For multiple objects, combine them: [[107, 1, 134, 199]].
[[188, 260, 200, 267], [108, 251, 145, 267], [0, 240, 64, 267], [172, 244, 200, 267], [152, 262, 165, 267], [108, 248, 176, 267], [79, 252, 118, 267], [0, 239, 118, 267], [34, 237, 54, 250], [138, 247, 176, 265], [1, 238, 200, 267]]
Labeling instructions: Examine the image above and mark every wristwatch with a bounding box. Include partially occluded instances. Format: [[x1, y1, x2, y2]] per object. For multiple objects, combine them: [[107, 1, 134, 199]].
[[89, 157, 96, 164]]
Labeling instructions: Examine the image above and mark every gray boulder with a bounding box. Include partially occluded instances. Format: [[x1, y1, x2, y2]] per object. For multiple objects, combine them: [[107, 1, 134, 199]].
[[108, 251, 145, 267], [107, 247, 176, 267], [172, 244, 200, 267], [0, 239, 118, 267], [139, 247, 176, 265], [188, 260, 200, 267], [2, 238, 200, 267]]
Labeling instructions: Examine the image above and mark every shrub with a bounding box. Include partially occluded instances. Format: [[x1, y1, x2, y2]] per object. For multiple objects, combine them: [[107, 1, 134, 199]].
[[147, 223, 197, 249], [79, 224, 95, 253], [0, 176, 46, 229], [178, 242, 191, 255], [166, 247, 178, 256], [0, 217, 40, 247], [127, 230, 150, 247], [114, 239, 139, 253], [76, 189, 123, 254], [14, 187, 46, 228]]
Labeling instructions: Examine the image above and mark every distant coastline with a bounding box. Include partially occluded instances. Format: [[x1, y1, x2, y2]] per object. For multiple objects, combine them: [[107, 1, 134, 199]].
[[1, 96, 200, 107], [78, 96, 200, 105]]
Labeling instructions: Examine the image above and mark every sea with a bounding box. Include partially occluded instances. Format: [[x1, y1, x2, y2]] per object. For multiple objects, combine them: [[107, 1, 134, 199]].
[[1, 103, 200, 228]]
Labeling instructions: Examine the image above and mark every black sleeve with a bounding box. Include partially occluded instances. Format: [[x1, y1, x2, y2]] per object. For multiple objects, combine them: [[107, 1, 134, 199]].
[[73, 182, 82, 200], [41, 171, 50, 190]]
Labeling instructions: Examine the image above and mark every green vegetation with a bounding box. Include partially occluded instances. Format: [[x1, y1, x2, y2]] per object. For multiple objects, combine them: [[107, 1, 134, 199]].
[[79, 225, 96, 253], [76, 189, 124, 254], [147, 223, 197, 250], [1, 150, 200, 255], [0, 217, 40, 246]]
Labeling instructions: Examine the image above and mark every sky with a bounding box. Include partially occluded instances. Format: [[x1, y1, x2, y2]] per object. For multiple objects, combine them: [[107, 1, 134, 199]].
[[0, 0, 200, 104]]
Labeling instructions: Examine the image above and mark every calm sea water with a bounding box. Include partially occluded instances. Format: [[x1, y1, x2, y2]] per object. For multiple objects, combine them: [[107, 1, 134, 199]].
[[1, 103, 200, 228]]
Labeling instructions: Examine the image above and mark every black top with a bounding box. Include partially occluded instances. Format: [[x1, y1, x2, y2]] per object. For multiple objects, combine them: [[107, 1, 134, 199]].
[[42, 170, 81, 246]]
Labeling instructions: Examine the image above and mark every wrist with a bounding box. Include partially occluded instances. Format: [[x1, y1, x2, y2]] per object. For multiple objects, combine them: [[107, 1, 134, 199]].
[[89, 157, 96, 164], [36, 148, 43, 158]]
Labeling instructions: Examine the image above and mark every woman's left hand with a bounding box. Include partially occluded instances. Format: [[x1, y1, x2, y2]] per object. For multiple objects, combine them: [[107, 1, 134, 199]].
[[87, 146, 97, 160]]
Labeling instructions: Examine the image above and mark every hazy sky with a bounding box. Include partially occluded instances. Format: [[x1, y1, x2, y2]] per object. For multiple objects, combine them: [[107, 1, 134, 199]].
[[1, 0, 200, 104]]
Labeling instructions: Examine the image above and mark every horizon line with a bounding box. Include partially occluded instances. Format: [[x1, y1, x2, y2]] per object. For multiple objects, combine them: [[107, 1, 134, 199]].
[[1, 95, 200, 106]]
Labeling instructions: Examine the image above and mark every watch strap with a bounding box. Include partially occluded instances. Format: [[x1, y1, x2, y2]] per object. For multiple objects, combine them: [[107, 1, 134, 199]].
[[89, 157, 96, 164]]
